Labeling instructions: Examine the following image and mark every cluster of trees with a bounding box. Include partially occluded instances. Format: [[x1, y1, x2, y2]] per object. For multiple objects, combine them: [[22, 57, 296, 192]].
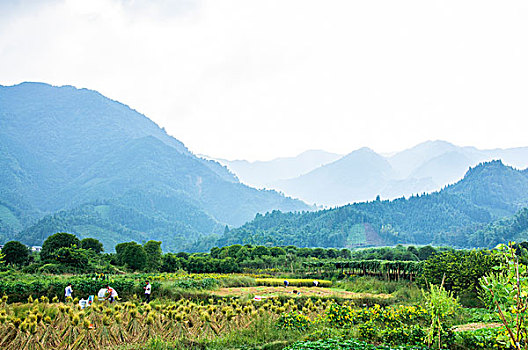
[[2, 231, 450, 276], [349, 245, 444, 261], [0, 233, 161, 273]]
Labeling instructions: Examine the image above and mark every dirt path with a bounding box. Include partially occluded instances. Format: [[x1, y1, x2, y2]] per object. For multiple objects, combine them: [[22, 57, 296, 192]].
[[211, 286, 392, 300], [452, 323, 502, 332]]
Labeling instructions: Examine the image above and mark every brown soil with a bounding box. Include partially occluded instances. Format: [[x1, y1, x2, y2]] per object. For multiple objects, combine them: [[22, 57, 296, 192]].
[[452, 322, 502, 332], [211, 286, 392, 300]]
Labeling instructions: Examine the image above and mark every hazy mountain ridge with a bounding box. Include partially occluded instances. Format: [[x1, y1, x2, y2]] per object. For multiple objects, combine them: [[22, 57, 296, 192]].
[[215, 150, 342, 189], [0, 82, 310, 250], [202, 161, 528, 251], [216, 140, 528, 206]]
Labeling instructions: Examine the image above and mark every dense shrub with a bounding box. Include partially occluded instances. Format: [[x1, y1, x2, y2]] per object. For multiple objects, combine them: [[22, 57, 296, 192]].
[[419, 250, 498, 305], [285, 338, 429, 350], [0, 275, 142, 302], [453, 327, 507, 350]]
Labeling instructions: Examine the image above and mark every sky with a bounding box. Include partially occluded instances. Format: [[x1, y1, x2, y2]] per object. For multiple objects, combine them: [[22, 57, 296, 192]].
[[1, 0, 527, 161]]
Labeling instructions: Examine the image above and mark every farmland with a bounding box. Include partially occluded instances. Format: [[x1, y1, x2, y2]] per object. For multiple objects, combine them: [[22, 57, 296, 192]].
[[0, 235, 526, 349], [0, 268, 511, 349]]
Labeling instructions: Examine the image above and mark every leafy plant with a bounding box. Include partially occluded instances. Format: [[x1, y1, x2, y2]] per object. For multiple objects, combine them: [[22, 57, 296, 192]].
[[480, 242, 528, 350], [423, 282, 460, 349]]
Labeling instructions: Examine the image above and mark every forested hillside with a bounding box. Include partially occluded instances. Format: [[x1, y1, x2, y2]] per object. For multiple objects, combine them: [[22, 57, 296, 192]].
[[0, 82, 309, 250], [201, 161, 528, 250]]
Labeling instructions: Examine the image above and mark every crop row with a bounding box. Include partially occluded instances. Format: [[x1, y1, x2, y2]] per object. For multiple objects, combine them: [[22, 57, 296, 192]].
[[255, 278, 332, 287]]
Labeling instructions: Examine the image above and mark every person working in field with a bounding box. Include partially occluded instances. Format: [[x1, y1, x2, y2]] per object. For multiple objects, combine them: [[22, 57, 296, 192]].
[[64, 283, 73, 300], [313, 280, 319, 287], [283, 280, 289, 287], [144, 280, 152, 303], [105, 285, 118, 303]]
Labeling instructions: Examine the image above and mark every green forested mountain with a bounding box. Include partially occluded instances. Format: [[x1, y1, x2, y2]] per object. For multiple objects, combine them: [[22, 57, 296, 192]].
[[206, 161, 528, 250], [0, 82, 309, 250], [467, 207, 528, 248]]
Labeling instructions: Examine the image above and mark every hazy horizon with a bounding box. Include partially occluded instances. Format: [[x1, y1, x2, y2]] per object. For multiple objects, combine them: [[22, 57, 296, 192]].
[[2, 0, 528, 161]]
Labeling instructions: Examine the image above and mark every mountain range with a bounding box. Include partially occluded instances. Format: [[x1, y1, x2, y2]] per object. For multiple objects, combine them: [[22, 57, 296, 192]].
[[217, 141, 528, 206], [202, 161, 528, 251], [0, 82, 309, 251], [2, 82, 528, 253]]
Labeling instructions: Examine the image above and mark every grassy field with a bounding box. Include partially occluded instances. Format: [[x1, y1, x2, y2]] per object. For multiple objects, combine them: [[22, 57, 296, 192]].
[[0, 274, 505, 349]]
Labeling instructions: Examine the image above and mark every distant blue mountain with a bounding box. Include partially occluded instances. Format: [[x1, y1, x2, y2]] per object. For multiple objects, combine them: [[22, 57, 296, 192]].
[[221, 140, 528, 206], [0, 82, 309, 250]]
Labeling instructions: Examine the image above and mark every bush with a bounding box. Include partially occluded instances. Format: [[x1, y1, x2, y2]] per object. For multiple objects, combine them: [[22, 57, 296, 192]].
[[172, 278, 219, 290], [454, 327, 507, 350], [285, 338, 429, 350], [381, 325, 425, 346], [277, 311, 312, 331]]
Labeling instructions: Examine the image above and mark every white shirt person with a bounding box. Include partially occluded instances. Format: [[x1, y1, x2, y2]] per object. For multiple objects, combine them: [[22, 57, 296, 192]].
[[65, 284, 73, 299]]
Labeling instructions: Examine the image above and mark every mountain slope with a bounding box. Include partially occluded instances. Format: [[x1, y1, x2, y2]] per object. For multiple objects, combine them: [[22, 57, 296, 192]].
[[208, 161, 528, 250], [272, 148, 396, 205], [223, 141, 528, 207], [0, 82, 309, 250], [217, 150, 342, 189]]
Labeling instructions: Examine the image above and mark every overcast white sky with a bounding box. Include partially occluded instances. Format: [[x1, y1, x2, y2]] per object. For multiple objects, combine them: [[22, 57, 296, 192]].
[[1, 0, 527, 161]]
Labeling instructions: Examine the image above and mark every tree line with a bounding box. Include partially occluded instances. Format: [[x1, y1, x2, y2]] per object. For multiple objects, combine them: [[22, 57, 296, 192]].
[[1, 232, 445, 275]]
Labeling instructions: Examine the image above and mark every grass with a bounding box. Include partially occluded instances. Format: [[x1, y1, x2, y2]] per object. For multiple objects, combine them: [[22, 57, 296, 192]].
[[255, 279, 332, 288], [335, 277, 423, 304]]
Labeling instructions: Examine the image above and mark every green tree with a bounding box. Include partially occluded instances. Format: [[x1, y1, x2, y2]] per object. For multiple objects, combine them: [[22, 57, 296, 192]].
[[252, 245, 270, 258], [270, 247, 286, 257], [161, 253, 182, 272], [339, 248, 351, 259], [210, 246, 221, 259], [41, 232, 81, 262], [54, 246, 89, 268], [407, 245, 419, 257], [115, 242, 136, 265], [143, 240, 162, 271], [418, 245, 437, 260], [1, 241, 30, 266], [421, 249, 498, 302], [121, 243, 147, 271], [81, 238, 103, 254], [481, 243, 528, 350]]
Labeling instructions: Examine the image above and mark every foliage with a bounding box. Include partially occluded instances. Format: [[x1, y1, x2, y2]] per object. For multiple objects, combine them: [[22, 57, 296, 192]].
[[380, 324, 425, 346], [53, 246, 90, 267], [0, 273, 136, 302], [285, 338, 429, 350], [277, 311, 312, 331], [326, 303, 427, 329], [197, 161, 528, 251], [172, 278, 219, 290], [420, 249, 498, 305], [1, 240, 29, 266], [122, 242, 147, 271], [255, 278, 332, 288], [144, 240, 162, 271], [454, 327, 508, 350], [423, 283, 460, 349], [0, 289, 323, 349], [40, 232, 81, 262], [81, 237, 103, 254], [480, 242, 528, 350]]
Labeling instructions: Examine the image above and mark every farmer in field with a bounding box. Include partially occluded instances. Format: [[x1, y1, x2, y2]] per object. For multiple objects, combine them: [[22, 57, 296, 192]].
[[144, 280, 152, 303], [313, 280, 319, 287], [64, 283, 73, 300], [105, 285, 118, 303], [283, 280, 289, 287]]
